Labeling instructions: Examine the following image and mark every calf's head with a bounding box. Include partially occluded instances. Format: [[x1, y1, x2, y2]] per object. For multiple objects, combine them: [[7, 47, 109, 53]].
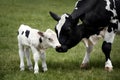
[[38, 29, 61, 49], [49, 12, 84, 52]]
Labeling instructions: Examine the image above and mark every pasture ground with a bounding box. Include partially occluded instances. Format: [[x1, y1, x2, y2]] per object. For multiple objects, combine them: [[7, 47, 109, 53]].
[[0, 0, 120, 80]]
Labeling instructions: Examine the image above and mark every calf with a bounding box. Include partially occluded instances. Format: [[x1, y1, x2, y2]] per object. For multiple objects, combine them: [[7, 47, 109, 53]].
[[17, 24, 61, 74]]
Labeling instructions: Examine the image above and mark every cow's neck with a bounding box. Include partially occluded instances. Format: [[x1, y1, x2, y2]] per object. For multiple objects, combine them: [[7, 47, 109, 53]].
[[75, 24, 85, 39], [66, 24, 85, 49]]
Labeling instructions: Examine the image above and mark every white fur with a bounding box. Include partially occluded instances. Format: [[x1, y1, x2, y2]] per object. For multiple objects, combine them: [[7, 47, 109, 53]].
[[18, 24, 61, 74], [81, 29, 106, 66], [104, 28, 116, 43], [105, 59, 113, 71], [81, 39, 93, 64], [56, 14, 69, 37]]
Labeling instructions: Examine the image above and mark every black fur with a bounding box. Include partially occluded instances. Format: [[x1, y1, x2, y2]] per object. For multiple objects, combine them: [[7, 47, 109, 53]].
[[25, 30, 30, 38], [21, 31, 24, 35], [102, 41, 111, 61], [39, 38, 42, 43]]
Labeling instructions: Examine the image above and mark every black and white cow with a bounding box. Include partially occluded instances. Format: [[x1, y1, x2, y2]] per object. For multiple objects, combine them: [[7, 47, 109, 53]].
[[18, 24, 61, 73], [50, 0, 120, 71]]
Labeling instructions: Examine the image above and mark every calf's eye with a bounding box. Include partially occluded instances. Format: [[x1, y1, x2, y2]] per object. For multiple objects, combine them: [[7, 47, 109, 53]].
[[48, 38, 53, 41]]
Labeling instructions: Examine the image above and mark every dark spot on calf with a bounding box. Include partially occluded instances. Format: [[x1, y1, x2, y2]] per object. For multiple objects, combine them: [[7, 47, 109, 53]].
[[39, 37, 42, 43], [25, 30, 30, 38], [21, 31, 24, 35], [38, 32, 44, 37]]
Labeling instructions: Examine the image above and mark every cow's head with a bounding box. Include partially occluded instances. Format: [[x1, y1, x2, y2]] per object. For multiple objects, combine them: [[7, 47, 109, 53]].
[[49, 12, 84, 52]]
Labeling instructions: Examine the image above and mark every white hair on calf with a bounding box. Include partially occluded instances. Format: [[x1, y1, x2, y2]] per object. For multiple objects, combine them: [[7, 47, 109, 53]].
[[17, 24, 61, 74]]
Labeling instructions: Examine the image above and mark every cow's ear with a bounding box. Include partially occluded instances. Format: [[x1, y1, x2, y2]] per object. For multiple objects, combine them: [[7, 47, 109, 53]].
[[38, 32, 44, 37], [49, 11, 60, 21], [67, 14, 73, 20]]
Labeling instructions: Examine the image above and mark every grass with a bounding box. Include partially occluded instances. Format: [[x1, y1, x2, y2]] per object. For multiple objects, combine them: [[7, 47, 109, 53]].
[[0, 0, 120, 80]]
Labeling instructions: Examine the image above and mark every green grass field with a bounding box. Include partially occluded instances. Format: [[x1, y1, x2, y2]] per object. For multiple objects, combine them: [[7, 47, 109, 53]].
[[0, 0, 120, 80]]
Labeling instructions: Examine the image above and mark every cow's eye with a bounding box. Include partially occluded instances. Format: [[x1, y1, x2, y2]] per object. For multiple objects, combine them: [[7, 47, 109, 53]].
[[48, 38, 53, 41]]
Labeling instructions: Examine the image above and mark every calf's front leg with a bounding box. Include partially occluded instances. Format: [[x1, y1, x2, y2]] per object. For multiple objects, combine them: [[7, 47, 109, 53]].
[[31, 46, 40, 74], [40, 50, 48, 72]]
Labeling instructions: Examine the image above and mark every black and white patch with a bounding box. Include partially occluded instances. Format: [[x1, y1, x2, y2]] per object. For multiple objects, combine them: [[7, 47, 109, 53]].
[[56, 14, 69, 37]]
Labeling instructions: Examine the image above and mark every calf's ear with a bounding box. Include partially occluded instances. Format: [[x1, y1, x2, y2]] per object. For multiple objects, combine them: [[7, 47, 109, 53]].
[[49, 11, 60, 21], [38, 32, 44, 37]]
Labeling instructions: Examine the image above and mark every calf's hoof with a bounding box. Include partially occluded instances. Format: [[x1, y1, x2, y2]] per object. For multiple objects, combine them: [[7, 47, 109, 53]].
[[105, 67, 113, 72], [80, 63, 89, 69], [28, 65, 33, 71], [34, 71, 39, 74], [20, 67, 25, 71], [42, 68, 48, 72]]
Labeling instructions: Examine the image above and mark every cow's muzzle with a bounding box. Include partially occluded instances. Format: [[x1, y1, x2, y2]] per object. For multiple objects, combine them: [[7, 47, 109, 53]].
[[55, 45, 68, 52]]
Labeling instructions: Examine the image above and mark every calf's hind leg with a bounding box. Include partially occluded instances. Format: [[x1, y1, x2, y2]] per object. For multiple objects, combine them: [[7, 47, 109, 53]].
[[18, 44, 25, 71], [31, 47, 40, 74], [24, 47, 33, 71]]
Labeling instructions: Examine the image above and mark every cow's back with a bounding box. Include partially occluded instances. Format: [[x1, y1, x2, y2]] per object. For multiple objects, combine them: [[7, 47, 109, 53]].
[[18, 24, 40, 47]]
